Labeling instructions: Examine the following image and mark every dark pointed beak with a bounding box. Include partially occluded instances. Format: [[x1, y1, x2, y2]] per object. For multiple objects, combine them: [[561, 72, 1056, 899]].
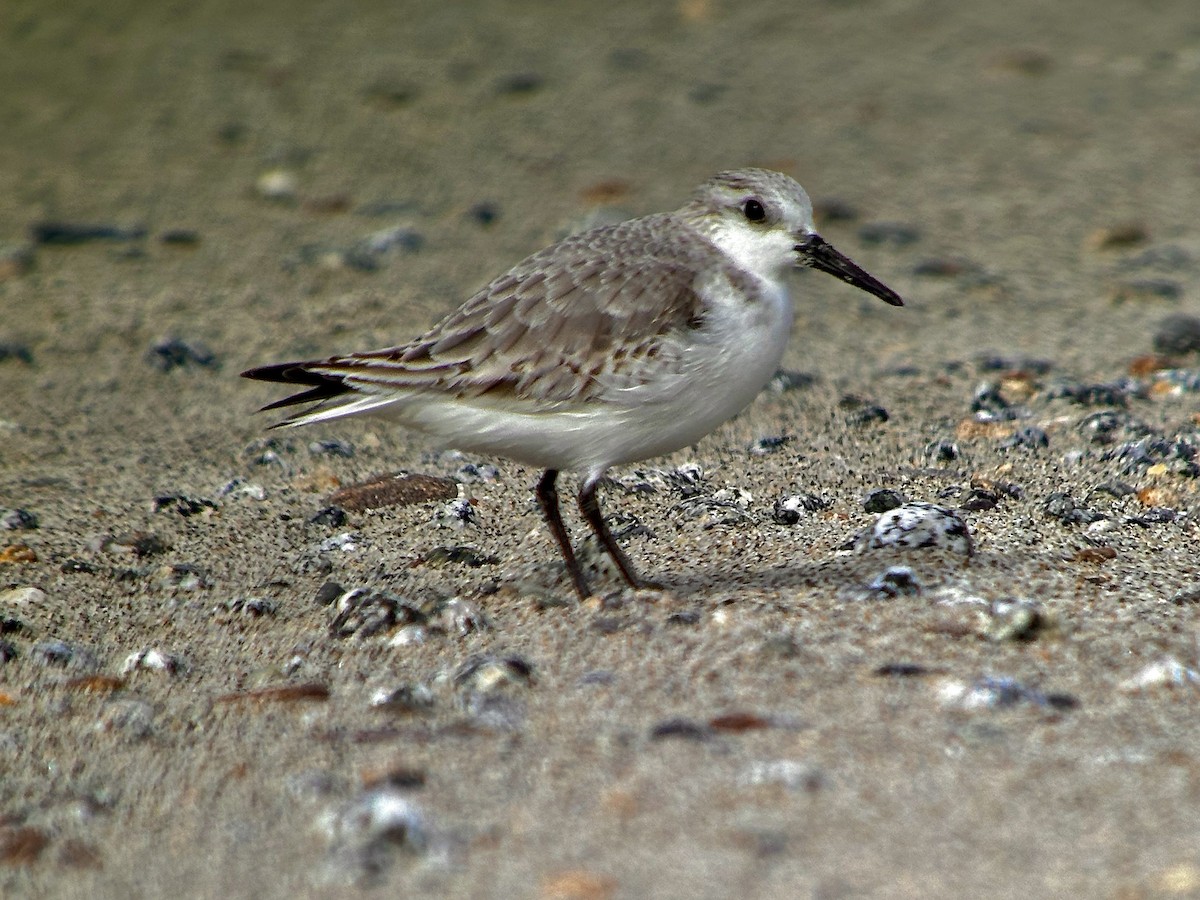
[[795, 234, 904, 307]]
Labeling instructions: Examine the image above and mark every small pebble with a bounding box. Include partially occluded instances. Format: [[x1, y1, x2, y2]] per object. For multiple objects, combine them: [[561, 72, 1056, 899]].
[[0, 339, 34, 364], [937, 675, 1076, 711], [1043, 492, 1104, 525], [94, 699, 156, 740], [857, 222, 920, 247], [433, 498, 475, 530], [309, 506, 348, 527], [866, 566, 921, 597], [1108, 279, 1181, 303], [31, 222, 145, 245], [30, 640, 99, 671], [120, 648, 185, 676], [369, 683, 435, 713], [160, 229, 201, 247], [766, 369, 817, 393], [330, 588, 425, 639], [466, 202, 499, 226], [220, 597, 278, 617], [329, 473, 456, 512], [862, 502, 973, 556], [863, 488, 905, 514], [771, 493, 828, 525], [748, 434, 792, 456], [983, 599, 1055, 642], [1119, 657, 1200, 692], [1153, 314, 1200, 355], [318, 787, 429, 886], [738, 760, 825, 792], [494, 72, 543, 94], [0, 586, 46, 608], [0, 243, 35, 279], [151, 494, 218, 516], [1084, 222, 1147, 251], [1001, 426, 1049, 450], [146, 337, 218, 372], [255, 169, 298, 201]]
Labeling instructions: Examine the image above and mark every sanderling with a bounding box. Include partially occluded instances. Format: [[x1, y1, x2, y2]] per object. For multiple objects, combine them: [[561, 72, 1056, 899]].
[[243, 168, 903, 598]]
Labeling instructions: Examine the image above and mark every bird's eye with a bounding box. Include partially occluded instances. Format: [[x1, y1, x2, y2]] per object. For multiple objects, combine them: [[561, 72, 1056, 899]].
[[742, 199, 766, 223]]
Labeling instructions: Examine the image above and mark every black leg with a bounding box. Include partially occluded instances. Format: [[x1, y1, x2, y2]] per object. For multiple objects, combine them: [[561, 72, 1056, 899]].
[[578, 477, 659, 590], [536, 469, 591, 599]]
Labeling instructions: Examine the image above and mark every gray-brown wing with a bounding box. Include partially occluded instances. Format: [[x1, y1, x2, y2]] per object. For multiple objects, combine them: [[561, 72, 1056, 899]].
[[311, 214, 716, 407]]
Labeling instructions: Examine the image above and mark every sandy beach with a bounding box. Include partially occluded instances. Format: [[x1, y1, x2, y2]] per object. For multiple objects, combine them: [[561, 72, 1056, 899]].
[[2, 1, 1200, 896]]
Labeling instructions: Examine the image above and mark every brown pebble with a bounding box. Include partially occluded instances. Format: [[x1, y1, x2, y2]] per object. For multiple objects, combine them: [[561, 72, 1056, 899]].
[[64, 675, 126, 694], [57, 838, 103, 870], [1, 826, 50, 865], [1074, 547, 1117, 564], [293, 465, 342, 493], [709, 711, 773, 732], [955, 419, 1014, 440], [0, 544, 36, 565], [580, 180, 631, 204], [1085, 223, 1147, 251], [1129, 355, 1174, 376], [987, 48, 1053, 76], [540, 869, 618, 900], [1137, 487, 1177, 508], [360, 763, 427, 790], [329, 472, 457, 511], [214, 682, 330, 704]]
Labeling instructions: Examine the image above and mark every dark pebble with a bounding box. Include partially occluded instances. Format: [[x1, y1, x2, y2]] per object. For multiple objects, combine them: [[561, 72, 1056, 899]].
[[857, 222, 920, 247], [772, 493, 829, 525], [361, 79, 419, 108], [863, 488, 905, 513], [1126, 508, 1177, 527], [1078, 410, 1143, 444], [495, 72, 543, 94], [649, 718, 712, 741], [976, 354, 1053, 375], [923, 440, 960, 464], [748, 435, 792, 456], [152, 494, 218, 516], [160, 229, 201, 246], [0, 341, 34, 365], [912, 257, 976, 278], [867, 566, 922, 597], [1046, 380, 1140, 407], [146, 337, 218, 372], [310, 506, 348, 527], [846, 404, 889, 427], [874, 662, 931, 677], [422, 545, 495, 568], [813, 198, 858, 223], [666, 610, 701, 627], [1153, 313, 1200, 355], [688, 82, 727, 104], [314, 581, 344, 606], [60, 558, 99, 574], [1170, 586, 1200, 605], [1002, 426, 1050, 450], [1, 615, 26, 635], [1043, 492, 1104, 525], [467, 202, 499, 226], [222, 597, 278, 617], [309, 439, 355, 458], [0, 640, 17, 663], [31, 222, 145, 245], [960, 488, 1001, 512], [329, 588, 424, 639], [766, 369, 817, 393], [31, 640, 98, 669], [1, 508, 38, 530]]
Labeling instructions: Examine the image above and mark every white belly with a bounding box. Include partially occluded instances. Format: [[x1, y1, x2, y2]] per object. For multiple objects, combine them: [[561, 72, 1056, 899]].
[[393, 275, 794, 481]]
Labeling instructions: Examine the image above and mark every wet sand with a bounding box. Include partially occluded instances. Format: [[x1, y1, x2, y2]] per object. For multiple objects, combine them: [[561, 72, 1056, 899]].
[[2, 1, 1200, 897]]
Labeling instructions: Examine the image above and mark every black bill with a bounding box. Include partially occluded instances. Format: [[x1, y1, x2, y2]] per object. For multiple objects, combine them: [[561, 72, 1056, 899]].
[[795, 234, 904, 307]]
